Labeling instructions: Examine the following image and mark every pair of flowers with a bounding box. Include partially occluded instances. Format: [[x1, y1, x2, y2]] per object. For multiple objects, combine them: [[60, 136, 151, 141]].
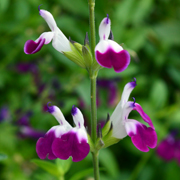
[[24, 7, 130, 73], [36, 79, 157, 162]]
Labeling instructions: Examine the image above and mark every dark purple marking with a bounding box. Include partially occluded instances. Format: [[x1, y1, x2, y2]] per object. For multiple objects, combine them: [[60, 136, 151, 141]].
[[130, 78, 137, 88], [71, 105, 77, 116], [47, 102, 54, 113], [105, 14, 110, 24]]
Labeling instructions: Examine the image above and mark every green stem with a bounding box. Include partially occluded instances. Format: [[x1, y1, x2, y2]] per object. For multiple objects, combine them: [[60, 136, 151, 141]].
[[92, 152, 100, 180], [90, 75, 97, 143], [88, 1, 100, 180], [88, 0, 96, 60]]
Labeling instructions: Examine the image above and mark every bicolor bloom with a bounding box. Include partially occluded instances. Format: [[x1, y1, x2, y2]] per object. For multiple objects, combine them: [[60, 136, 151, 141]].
[[111, 79, 157, 152], [36, 104, 90, 162], [157, 131, 180, 165], [24, 7, 71, 54], [95, 15, 130, 73]]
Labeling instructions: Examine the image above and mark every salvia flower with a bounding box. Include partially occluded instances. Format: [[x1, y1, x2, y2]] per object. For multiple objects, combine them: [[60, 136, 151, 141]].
[[24, 7, 71, 54], [110, 78, 157, 152], [95, 15, 130, 73], [36, 103, 90, 162], [157, 131, 180, 165]]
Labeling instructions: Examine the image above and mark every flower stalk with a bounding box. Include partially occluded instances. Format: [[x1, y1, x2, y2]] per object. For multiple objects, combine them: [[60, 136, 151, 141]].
[[88, 0, 100, 180]]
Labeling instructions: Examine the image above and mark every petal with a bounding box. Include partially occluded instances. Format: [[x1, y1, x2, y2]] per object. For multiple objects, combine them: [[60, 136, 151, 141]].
[[36, 127, 57, 160], [133, 103, 154, 129], [39, 8, 71, 53], [52, 129, 90, 162], [39, 9, 57, 31], [111, 101, 135, 139], [99, 15, 111, 40], [95, 40, 130, 72], [47, 103, 72, 130], [24, 32, 54, 54], [128, 122, 157, 152], [111, 50, 130, 73], [120, 78, 137, 105], [52, 29, 72, 52], [24, 39, 45, 54], [111, 79, 136, 127], [71, 106, 85, 128]]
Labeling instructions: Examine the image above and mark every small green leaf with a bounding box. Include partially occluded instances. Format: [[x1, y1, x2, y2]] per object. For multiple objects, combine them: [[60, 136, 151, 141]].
[[82, 45, 93, 69], [31, 159, 60, 177], [69, 168, 94, 180], [102, 119, 111, 137], [99, 149, 119, 178], [56, 158, 72, 175], [149, 79, 168, 109]]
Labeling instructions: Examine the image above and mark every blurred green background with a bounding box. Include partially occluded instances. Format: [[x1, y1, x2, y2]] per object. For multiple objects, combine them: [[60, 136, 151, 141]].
[[0, 0, 180, 179]]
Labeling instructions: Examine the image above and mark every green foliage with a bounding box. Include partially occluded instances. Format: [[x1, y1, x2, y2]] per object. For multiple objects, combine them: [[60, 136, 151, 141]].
[[0, 0, 180, 179]]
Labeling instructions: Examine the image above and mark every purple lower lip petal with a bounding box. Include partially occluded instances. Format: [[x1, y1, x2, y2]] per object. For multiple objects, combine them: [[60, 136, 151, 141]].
[[95, 49, 130, 73], [24, 38, 45, 54], [36, 130, 57, 160], [130, 124, 157, 152], [52, 130, 90, 162]]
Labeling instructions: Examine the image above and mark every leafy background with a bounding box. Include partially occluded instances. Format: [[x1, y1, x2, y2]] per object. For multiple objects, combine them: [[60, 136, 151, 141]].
[[0, 0, 180, 179]]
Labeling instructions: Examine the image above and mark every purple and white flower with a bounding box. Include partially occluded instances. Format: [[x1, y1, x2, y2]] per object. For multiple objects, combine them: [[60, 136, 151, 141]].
[[36, 103, 90, 162], [24, 7, 71, 54], [111, 78, 157, 152], [95, 15, 130, 73]]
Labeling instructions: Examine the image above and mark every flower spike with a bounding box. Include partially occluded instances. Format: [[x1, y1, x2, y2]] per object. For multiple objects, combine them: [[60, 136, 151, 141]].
[[95, 15, 130, 73]]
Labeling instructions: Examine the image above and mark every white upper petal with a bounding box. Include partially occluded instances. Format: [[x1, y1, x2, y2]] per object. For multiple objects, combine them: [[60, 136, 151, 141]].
[[52, 28, 71, 52], [35, 32, 54, 44], [39, 9, 57, 31], [111, 80, 136, 138], [99, 16, 111, 40], [95, 40, 123, 54], [50, 106, 72, 129], [108, 40, 123, 52], [95, 40, 109, 53], [72, 107, 85, 128]]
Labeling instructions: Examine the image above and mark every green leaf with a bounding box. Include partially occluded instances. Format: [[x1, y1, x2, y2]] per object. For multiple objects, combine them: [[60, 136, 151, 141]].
[[0, 0, 9, 13], [56, 158, 72, 175], [69, 168, 94, 180], [0, 153, 8, 161], [99, 149, 119, 178], [31, 159, 60, 177], [149, 79, 168, 109]]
